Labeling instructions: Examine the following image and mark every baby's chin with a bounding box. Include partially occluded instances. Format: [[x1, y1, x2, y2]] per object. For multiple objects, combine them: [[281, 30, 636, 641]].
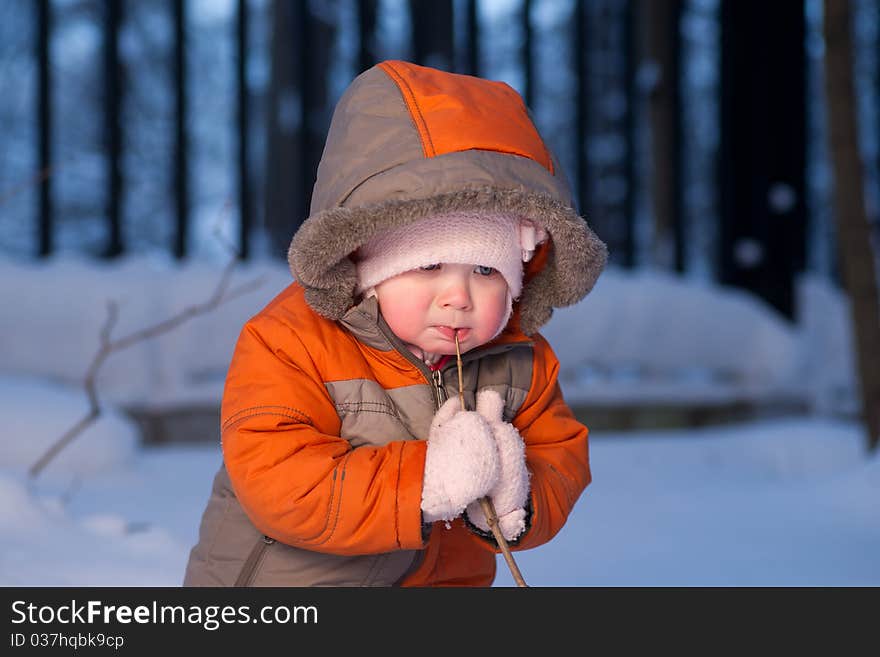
[[412, 343, 455, 356], [413, 338, 476, 356]]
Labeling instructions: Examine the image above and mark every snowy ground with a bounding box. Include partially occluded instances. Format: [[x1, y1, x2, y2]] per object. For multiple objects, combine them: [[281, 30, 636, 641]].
[[1, 376, 877, 587], [1, 256, 876, 586]]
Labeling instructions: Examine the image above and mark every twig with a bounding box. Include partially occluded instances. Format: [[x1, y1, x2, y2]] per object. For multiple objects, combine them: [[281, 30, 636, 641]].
[[455, 333, 466, 409], [29, 208, 264, 479], [455, 332, 529, 587], [0, 166, 53, 209]]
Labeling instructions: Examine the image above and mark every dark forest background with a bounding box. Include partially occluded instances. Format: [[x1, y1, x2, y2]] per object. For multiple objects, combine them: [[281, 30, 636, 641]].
[[0, 0, 877, 319], [1, 0, 878, 446]]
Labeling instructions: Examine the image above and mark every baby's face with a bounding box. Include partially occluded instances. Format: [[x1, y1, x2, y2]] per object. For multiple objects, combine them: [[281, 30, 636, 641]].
[[373, 262, 510, 355]]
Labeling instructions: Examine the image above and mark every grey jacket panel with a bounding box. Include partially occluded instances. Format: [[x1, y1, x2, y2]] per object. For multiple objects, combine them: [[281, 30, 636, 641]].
[[183, 465, 420, 587], [309, 64, 426, 215]]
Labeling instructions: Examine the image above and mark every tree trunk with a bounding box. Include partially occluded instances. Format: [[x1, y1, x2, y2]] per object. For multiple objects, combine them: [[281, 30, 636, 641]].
[[522, 0, 533, 109], [263, 0, 299, 257], [718, 0, 807, 320], [357, 0, 379, 74], [823, 0, 880, 451], [299, 1, 336, 227], [573, 0, 590, 218], [263, 0, 336, 257], [37, 0, 53, 257], [640, 0, 681, 271], [408, 0, 454, 70], [235, 0, 251, 259], [465, 0, 480, 76], [172, 0, 189, 259], [103, 0, 124, 258]]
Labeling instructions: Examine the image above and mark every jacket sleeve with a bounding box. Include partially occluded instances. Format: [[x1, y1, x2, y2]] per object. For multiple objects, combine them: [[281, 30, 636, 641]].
[[478, 333, 591, 552], [220, 314, 427, 556]]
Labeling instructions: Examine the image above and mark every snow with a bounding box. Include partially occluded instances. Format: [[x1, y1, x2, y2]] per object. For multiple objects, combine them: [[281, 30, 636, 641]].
[[0, 254, 856, 411], [495, 418, 879, 586], [1, 256, 876, 586], [0, 254, 292, 409]]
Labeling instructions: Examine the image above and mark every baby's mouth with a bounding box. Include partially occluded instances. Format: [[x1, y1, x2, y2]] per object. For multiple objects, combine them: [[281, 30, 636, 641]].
[[434, 326, 470, 341]]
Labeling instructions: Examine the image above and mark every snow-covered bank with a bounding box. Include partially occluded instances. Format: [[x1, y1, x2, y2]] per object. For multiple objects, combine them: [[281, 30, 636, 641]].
[[495, 417, 880, 586], [0, 255, 858, 413], [2, 386, 877, 586]]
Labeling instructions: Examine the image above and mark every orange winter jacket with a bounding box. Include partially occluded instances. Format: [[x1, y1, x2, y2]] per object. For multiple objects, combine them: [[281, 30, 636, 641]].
[[184, 60, 607, 587]]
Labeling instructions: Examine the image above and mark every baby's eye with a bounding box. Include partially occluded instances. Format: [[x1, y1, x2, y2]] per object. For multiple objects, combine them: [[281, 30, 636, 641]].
[[419, 264, 441, 271], [474, 265, 496, 276]]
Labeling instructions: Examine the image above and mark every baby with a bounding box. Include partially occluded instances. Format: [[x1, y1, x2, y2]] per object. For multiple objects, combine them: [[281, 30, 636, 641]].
[[184, 60, 607, 586]]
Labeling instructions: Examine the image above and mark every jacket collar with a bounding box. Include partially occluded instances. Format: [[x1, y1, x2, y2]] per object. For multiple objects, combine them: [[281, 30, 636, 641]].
[[338, 296, 532, 376]]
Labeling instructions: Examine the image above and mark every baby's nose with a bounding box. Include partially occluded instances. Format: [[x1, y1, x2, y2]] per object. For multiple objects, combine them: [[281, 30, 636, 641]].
[[438, 277, 472, 310]]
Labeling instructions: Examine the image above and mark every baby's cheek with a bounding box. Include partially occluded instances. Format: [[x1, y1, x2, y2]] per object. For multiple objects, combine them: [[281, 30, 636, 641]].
[[478, 288, 512, 340], [384, 307, 422, 343]]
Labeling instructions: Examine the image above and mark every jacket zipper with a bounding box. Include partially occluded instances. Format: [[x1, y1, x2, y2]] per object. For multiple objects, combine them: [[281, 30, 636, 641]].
[[371, 313, 531, 584], [431, 368, 447, 410], [234, 535, 275, 587]]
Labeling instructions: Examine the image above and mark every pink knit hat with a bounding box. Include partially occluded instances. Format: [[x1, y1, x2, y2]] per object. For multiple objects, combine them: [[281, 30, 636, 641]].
[[355, 211, 546, 298]]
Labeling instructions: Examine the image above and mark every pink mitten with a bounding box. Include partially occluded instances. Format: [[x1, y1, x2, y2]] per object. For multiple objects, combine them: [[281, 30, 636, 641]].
[[466, 389, 530, 541], [421, 396, 500, 524]]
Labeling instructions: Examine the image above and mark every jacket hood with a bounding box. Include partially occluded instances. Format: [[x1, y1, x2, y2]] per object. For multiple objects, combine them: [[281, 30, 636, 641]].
[[288, 60, 608, 335]]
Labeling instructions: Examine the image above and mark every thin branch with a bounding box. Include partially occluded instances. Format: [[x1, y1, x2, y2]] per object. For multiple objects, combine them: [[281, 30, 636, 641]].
[[29, 208, 264, 479], [29, 409, 101, 479], [106, 271, 262, 354], [0, 166, 53, 209], [454, 331, 529, 587]]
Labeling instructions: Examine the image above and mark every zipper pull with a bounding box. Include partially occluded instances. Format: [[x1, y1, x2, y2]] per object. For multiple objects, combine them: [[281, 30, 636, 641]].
[[432, 368, 447, 409]]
